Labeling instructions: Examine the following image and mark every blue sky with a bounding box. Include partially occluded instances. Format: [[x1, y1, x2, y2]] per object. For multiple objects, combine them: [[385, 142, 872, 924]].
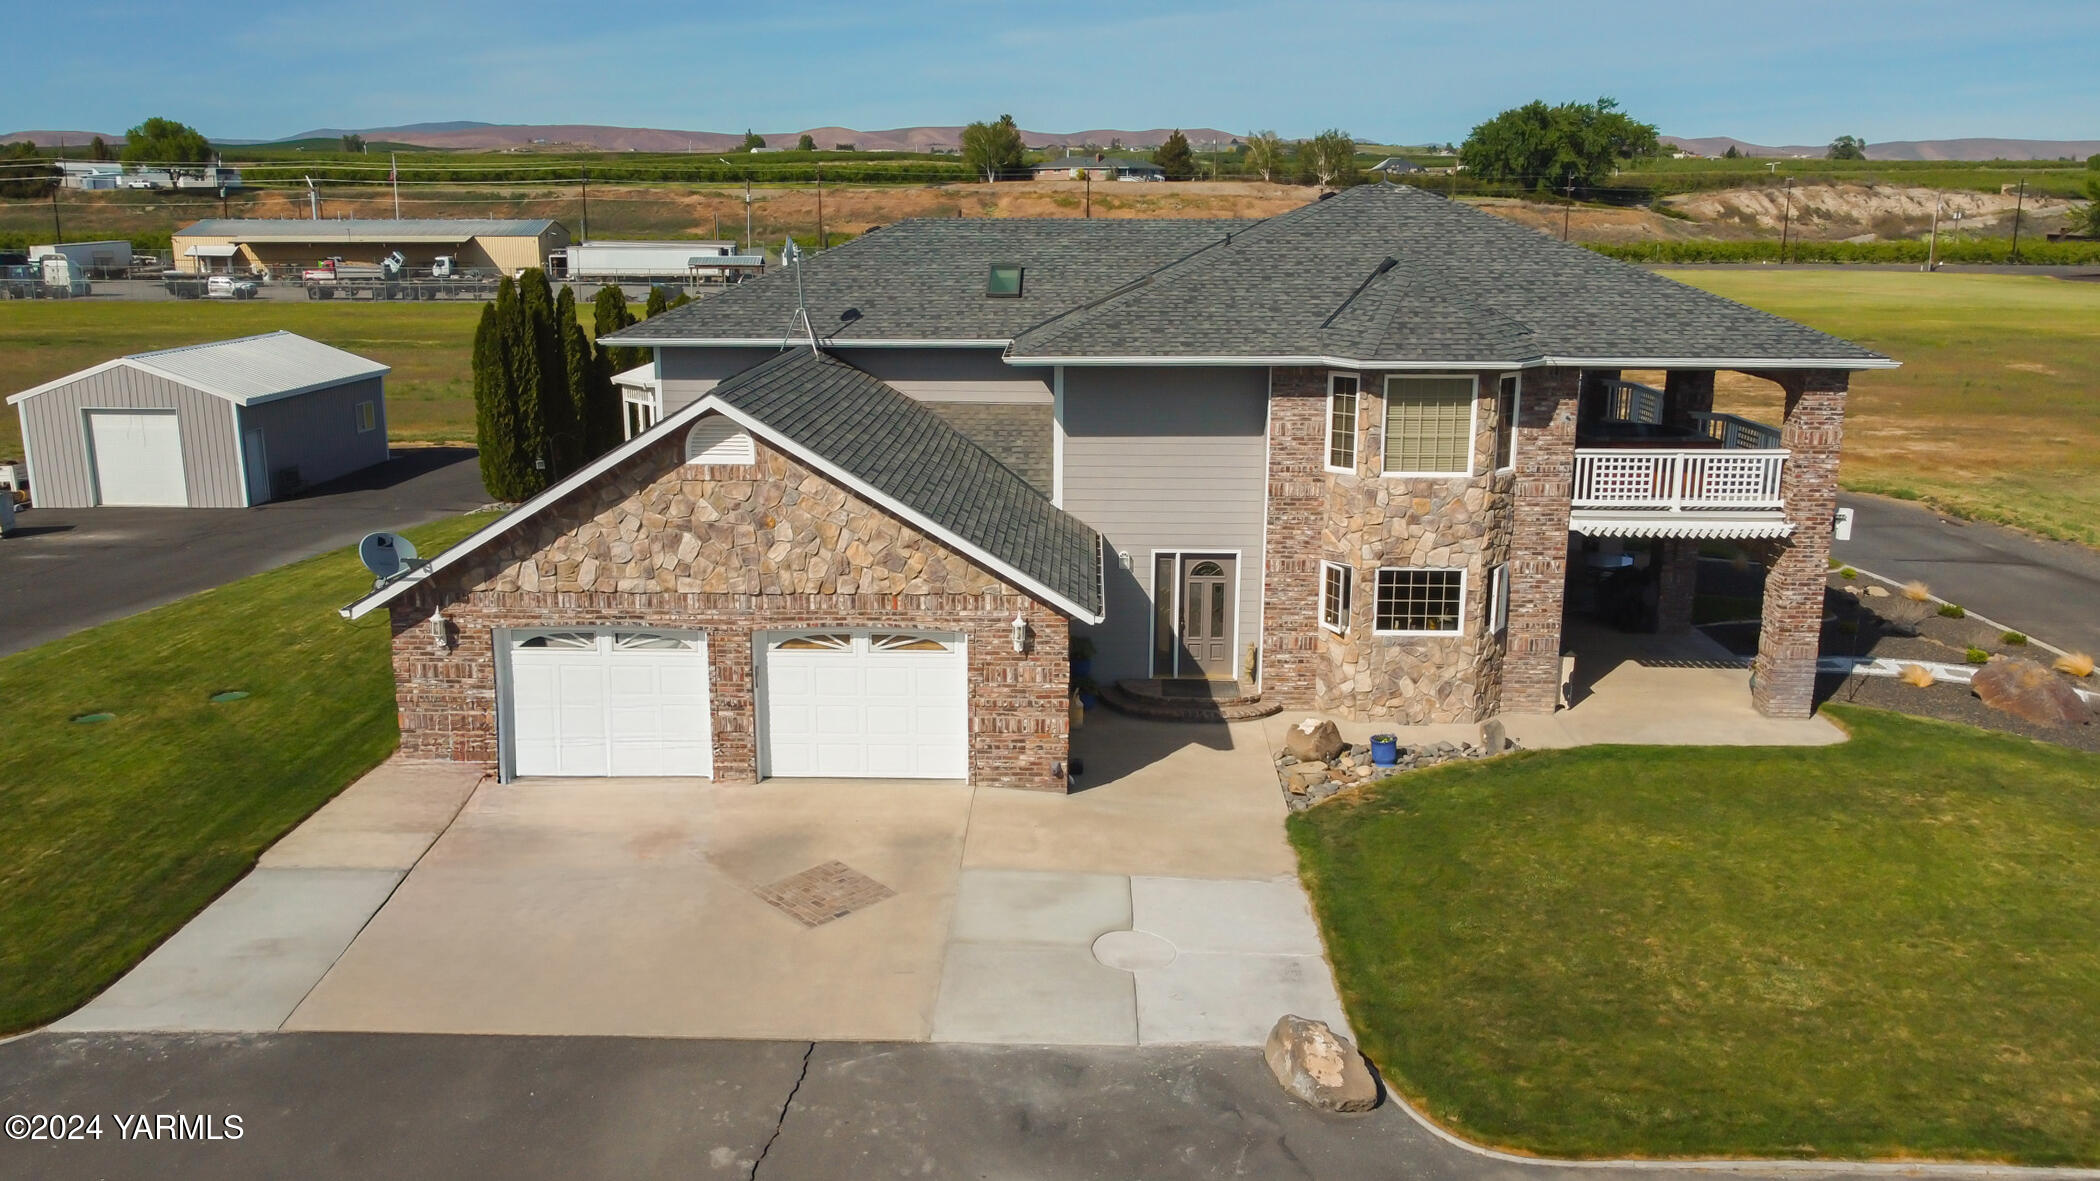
[[16, 0, 2098, 144]]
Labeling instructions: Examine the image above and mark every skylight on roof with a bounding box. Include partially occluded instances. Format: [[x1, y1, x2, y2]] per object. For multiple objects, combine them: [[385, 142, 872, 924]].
[[986, 264, 1024, 298]]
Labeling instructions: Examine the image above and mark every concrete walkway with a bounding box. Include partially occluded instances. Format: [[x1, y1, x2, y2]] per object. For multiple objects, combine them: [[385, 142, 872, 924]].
[[56, 714, 1344, 1049]]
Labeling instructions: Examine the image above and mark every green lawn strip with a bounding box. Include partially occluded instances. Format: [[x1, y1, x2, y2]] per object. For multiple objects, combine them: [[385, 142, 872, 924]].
[[0, 513, 490, 1033], [1288, 705, 2100, 1165]]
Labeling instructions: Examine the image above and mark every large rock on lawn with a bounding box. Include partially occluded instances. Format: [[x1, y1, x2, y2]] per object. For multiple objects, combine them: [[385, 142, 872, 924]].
[[1284, 718, 1346, 763], [1972, 658, 2091, 728], [1264, 1015, 1379, 1113]]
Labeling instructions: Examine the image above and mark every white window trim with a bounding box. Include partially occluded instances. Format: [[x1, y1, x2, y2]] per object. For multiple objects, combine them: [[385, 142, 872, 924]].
[[1489, 564, 1509, 635], [1319, 560, 1352, 635], [1323, 371, 1359, 475], [1380, 374, 1480, 479], [355, 400, 377, 433], [1495, 373, 1521, 473], [1371, 565, 1468, 637]]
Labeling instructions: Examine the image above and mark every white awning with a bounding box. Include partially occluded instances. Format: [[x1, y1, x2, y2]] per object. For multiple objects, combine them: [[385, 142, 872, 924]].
[[611, 363, 656, 391], [1570, 513, 1795, 540], [184, 244, 241, 258]]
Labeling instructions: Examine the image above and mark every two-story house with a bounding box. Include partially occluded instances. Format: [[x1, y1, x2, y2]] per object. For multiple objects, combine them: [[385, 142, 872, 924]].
[[345, 184, 1892, 792]]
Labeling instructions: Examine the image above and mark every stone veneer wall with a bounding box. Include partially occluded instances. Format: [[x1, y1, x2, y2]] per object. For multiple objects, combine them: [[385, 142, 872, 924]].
[[389, 427, 1071, 791], [1263, 366, 1524, 724], [1500, 368, 1579, 715], [1750, 370, 1848, 718]]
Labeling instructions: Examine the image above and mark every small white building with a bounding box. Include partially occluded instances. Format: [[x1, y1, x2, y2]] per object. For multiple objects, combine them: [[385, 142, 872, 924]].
[[57, 161, 122, 190]]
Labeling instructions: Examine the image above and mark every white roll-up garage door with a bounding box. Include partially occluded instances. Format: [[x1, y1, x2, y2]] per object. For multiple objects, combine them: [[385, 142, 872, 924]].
[[86, 410, 187, 506], [760, 631, 969, 779], [507, 630, 712, 777]]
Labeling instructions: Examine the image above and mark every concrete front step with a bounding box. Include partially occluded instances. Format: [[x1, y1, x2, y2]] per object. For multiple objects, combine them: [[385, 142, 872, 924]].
[[1100, 681, 1283, 723]]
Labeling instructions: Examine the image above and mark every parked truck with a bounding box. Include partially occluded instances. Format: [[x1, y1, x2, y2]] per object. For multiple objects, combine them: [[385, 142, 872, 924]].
[[30, 240, 133, 278], [301, 253, 500, 301], [549, 240, 765, 285]]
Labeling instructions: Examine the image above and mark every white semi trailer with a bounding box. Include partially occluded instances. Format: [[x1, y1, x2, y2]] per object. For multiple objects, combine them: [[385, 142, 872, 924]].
[[551, 240, 765, 284], [29, 240, 132, 277]]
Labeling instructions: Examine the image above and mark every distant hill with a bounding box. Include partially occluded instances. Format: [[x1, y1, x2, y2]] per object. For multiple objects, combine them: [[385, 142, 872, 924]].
[[0, 129, 126, 147], [1664, 135, 2100, 161], [2, 122, 1241, 154]]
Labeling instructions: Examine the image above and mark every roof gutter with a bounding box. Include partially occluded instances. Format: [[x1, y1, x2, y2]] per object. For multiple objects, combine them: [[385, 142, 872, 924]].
[[602, 336, 1014, 349], [1004, 353, 1899, 371]]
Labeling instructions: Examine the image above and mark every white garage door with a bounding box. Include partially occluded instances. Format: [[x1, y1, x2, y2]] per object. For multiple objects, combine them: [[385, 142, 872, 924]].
[[86, 410, 187, 506], [761, 631, 968, 779], [508, 630, 712, 778]]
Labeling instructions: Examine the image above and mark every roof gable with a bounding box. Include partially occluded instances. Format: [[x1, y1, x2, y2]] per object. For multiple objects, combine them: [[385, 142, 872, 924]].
[[344, 348, 1103, 622], [8, 331, 388, 406]]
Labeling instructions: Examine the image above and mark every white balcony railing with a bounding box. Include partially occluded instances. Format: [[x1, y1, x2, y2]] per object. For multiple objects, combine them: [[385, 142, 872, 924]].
[[1687, 411, 1784, 450], [1572, 448, 1788, 513]]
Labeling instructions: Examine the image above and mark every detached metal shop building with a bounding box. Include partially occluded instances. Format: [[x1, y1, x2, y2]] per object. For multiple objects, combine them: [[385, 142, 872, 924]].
[[171, 218, 568, 275], [7, 332, 390, 508]]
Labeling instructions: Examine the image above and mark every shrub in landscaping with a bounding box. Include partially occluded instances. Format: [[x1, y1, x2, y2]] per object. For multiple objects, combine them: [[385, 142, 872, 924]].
[[1939, 603, 1967, 619], [1839, 567, 1858, 580], [1966, 647, 1991, 665], [1901, 581, 1933, 603], [1898, 663, 1936, 688], [2054, 652, 2095, 678], [2002, 631, 2028, 646]]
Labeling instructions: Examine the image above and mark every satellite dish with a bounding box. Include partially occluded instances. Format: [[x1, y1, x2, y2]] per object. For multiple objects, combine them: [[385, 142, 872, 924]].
[[358, 532, 418, 586]]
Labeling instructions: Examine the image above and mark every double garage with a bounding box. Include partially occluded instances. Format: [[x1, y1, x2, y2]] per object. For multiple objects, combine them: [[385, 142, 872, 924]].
[[502, 627, 970, 781]]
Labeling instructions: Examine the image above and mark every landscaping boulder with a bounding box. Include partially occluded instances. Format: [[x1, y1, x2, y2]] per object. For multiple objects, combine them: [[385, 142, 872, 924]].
[[1285, 718, 1347, 763], [1477, 718, 1510, 754], [1263, 1015, 1379, 1113], [1972, 658, 2091, 728]]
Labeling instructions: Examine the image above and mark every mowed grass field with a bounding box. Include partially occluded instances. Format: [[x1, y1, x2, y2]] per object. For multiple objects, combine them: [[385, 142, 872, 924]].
[[1670, 270, 2100, 545], [5, 270, 2096, 543], [0, 301, 483, 459]]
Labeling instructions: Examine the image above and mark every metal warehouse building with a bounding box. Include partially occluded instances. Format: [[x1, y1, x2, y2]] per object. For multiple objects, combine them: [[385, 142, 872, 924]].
[[8, 332, 391, 508], [170, 218, 569, 275]]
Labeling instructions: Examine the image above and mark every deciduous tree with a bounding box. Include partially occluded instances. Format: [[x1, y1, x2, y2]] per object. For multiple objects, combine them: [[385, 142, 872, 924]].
[[961, 114, 1025, 182], [120, 117, 210, 164], [1826, 135, 1868, 161], [1245, 130, 1284, 183], [1458, 97, 1660, 193], [796, 133, 816, 152], [742, 130, 765, 151], [1302, 129, 1361, 188]]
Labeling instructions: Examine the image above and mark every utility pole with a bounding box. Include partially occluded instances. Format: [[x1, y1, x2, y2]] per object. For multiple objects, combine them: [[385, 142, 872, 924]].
[[1925, 199, 1941, 271], [580, 169, 590, 241], [1084, 169, 1091, 218], [745, 178, 753, 253], [815, 165, 824, 251], [2009, 178, 2025, 263], [50, 182, 61, 243], [390, 152, 400, 218], [1561, 182, 1573, 241], [1778, 176, 1794, 265]]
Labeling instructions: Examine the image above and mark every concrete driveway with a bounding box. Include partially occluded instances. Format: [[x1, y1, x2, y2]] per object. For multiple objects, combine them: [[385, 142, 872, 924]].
[[55, 713, 1347, 1048], [0, 446, 486, 655]]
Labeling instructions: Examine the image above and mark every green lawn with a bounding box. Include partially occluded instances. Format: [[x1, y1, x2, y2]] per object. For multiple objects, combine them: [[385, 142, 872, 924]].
[[1289, 706, 2100, 1165], [0, 301, 483, 460], [0, 513, 489, 1033], [1670, 270, 2100, 545]]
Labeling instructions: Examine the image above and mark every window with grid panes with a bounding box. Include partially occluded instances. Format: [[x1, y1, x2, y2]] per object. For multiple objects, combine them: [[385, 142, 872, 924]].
[[1383, 376, 1474, 474]]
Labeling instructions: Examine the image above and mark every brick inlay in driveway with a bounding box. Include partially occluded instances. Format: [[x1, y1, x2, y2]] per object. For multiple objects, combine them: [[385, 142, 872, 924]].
[[756, 860, 897, 927]]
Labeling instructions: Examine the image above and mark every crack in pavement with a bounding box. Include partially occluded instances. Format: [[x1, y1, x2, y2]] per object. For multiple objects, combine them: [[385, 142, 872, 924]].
[[748, 1041, 814, 1180]]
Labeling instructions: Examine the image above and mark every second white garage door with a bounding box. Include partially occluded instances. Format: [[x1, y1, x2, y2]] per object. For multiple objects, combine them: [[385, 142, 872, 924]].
[[86, 410, 187, 506], [508, 630, 712, 778], [761, 631, 968, 779]]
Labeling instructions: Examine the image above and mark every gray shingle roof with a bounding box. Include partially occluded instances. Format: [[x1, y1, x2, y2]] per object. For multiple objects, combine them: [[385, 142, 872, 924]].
[[1009, 184, 1889, 365], [710, 348, 1103, 615], [606, 217, 1252, 345]]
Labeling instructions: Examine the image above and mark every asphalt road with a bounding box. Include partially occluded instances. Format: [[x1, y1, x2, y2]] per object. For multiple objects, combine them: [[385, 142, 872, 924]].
[[1833, 492, 2100, 656], [0, 447, 487, 657], [0, 1032, 2021, 1181]]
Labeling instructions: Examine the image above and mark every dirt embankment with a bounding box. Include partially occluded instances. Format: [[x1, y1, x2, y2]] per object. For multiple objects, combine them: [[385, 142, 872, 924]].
[[1664, 183, 2073, 240]]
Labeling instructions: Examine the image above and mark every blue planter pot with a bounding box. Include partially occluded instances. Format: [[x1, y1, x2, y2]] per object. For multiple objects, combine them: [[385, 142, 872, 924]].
[[1370, 734, 1400, 766], [1079, 691, 1100, 710], [1072, 658, 1093, 680]]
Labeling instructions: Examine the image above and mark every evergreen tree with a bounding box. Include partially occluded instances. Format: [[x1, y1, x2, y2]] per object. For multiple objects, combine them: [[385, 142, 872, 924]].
[[1152, 130, 1197, 181], [493, 275, 548, 496], [472, 297, 533, 501], [592, 284, 641, 371], [643, 285, 670, 320], [518, 269, 577, 478], [556, 285, 611, 461]]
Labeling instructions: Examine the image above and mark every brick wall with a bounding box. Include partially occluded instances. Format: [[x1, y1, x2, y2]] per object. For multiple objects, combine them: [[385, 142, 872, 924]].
[[1502, 367, 1578, 714], [1655, 538, 1701, 634], [1751, 370, 1847, 718], [390, 429, 1071, 791]]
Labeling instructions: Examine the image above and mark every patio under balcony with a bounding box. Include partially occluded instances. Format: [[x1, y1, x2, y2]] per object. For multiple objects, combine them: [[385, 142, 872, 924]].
[[1567, 372, 1794, 540]]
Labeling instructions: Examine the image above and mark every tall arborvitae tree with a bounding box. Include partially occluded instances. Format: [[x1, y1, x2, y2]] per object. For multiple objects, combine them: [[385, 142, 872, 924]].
[[471, 301, 519, 499], [517, 269, 577, 479], [558, 285, 619, 458], [493, 275, 547, 496], [592, 284, 641, 372], [643, 285, 670, 320]]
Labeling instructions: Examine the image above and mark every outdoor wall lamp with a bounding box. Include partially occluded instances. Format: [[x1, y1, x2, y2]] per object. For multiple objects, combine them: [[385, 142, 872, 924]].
[[430, 606, 451, 650], [1011, 613, 1031, 653]]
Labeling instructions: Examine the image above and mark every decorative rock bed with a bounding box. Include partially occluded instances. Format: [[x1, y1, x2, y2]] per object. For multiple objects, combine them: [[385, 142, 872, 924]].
[[1275, 721, 1518, 811]]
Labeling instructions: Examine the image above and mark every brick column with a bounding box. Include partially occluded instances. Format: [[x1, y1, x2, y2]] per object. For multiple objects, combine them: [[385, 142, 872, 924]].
[[1655, 538, 1701, 634], [1261, 367, 1328, 706], [1501, 368, 1578, 714], [1662, 369, 1715, 433], [1751, 370, 1847, 718]]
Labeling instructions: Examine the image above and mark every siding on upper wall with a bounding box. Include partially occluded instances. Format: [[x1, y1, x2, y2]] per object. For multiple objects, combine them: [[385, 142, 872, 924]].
[[1060, 366, 1270, 684], [658, 346, 790, 413], [837, 348, 1052, 405], [14, 364, 243, 507], [238, 375, 391, 500]]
